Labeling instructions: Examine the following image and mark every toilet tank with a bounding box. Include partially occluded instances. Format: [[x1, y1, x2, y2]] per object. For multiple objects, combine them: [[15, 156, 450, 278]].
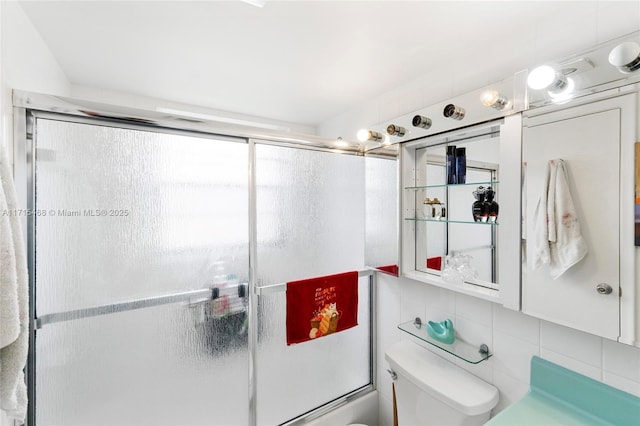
[[385, 340, 499, 426]]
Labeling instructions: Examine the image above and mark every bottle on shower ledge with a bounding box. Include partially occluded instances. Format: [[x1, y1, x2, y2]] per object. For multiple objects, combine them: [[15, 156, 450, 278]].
[[485, 187, 499, 222]]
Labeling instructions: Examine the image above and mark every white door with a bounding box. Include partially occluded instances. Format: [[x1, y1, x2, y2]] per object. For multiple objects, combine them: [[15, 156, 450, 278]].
[[522, 94, 635, 340]]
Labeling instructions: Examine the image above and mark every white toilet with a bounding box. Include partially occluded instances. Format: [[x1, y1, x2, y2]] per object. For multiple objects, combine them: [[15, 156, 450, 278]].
[[385, 340, 499, 426]]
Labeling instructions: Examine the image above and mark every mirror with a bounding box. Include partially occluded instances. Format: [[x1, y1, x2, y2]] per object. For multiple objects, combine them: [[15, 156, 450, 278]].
[[364, 144, 399, 276], [414, 133, 500, 287]]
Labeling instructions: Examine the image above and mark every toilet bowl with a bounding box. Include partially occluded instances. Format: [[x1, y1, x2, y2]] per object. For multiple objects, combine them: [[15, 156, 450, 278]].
[[385, 340, 499, 426]]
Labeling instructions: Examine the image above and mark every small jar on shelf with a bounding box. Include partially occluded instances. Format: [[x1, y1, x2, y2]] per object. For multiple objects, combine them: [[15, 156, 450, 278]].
[[431, 198, 446, 220], [423, 198, 434, 219]]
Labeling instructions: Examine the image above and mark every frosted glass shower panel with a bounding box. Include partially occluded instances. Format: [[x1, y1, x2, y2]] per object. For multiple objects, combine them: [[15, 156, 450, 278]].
[[365, 156, 398, 272], [255, 144, 365, 284], [254, 144, 369, 424], [34, 119, 249, 314], [36, 302, 249, 426], [256, 277, 370, 425]]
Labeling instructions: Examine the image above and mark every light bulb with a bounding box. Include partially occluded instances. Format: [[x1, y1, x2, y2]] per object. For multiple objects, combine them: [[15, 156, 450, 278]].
[[443, 104, 465, 120], [357, 129, 370, 142], [480, 90, 509, 110], [412, 115, 432, 129], [527, 65, 556, 90], [528, 64, 568, 95], [356, 129, 383, 142], [549, 77, 575, 104], [334, 137, 349, 148], [386, 124, 406, 137], [609, 41, 640, 74]]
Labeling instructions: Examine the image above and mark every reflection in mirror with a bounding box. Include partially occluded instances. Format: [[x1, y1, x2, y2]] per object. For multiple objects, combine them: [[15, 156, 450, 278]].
[[414, 135, 499, 286], [365, 145, 399, 276]]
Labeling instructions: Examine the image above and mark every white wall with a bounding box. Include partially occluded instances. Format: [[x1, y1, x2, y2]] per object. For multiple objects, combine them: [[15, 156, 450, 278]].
[[0, 0, 71, 162], [317, 1, 640, 141], [0, 2, 70, 424], [313, 2, 640, 424]]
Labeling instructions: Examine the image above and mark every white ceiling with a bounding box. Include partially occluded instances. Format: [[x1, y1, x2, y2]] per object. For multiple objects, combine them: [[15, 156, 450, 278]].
[[19, 1, 574, 126]]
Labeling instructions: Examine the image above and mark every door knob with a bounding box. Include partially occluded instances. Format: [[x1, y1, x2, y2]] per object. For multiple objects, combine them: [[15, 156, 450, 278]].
[[596, 283, 613, 295]]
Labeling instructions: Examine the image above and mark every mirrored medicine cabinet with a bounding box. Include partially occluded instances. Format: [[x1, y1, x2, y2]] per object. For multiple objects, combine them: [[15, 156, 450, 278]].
[[399, 115, 521, 308], [363, 30, 640, 347]]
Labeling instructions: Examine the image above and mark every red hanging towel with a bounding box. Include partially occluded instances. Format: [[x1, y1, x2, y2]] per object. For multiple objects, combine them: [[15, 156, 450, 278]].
[[286, 271, 359, 345]]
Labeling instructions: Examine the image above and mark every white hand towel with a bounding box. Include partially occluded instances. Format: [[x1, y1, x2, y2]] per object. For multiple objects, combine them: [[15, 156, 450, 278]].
[[531, 159, 588, 279], [548, 159, 588, 279], [0, 147, 29, 422], [531, 162, 551, 269]]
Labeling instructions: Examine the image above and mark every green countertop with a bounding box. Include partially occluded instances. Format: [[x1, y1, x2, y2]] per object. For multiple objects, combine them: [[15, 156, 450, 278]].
[[486, 357, 640, 426]]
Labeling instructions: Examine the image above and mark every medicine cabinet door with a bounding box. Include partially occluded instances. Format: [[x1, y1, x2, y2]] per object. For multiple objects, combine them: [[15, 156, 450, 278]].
[[400, 115, 521, 306], [522, 94, 636, 341]]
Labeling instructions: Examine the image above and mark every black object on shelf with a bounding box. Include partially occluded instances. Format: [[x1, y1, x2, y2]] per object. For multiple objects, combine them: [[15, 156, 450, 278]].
[[455, 147, 466, 184], [446, 145, 457, 184], [485, 187, 499, 223], [472, 186, 487, 222]]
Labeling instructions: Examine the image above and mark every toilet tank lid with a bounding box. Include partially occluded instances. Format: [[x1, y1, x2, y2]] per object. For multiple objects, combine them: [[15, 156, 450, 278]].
[[385, 340, 499, 416]]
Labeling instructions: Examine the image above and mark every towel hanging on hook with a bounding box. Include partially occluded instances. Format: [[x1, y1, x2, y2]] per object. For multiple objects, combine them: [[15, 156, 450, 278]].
[[532, 158, 588, 279]]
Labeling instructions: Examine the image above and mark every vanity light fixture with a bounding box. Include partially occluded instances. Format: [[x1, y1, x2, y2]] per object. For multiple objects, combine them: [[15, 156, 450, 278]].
[[527, 65, 568, 95], [443, 104, 465, 120], [608, 41, 640, 73], [480, 90, 509, 110], [412, 115, 432, 129], [386, 124, 406, 137], [356, 129, 384, 143]]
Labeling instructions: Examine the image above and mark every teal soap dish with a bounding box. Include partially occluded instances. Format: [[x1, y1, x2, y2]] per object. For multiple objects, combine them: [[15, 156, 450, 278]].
[[426, 319, 455, 345]]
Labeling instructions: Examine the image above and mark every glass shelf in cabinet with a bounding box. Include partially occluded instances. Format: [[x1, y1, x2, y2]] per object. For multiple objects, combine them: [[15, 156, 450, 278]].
[[404, 180, 499, 190], [404, 218, 498, 225], [397, 319, 491, 364]]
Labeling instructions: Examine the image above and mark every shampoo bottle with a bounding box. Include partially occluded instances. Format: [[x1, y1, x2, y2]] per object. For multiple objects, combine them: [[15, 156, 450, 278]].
[[446, 146, 456, 184]]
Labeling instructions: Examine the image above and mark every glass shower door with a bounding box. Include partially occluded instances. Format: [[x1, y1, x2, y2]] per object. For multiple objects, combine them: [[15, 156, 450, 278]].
[[32, 118, 249, 425], [254, 143, 370, 425]]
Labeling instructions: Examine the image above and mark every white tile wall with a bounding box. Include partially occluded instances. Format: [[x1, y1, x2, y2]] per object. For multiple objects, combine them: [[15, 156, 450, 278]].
[[540, 321, 603, 370], [493, 306, 539, 346], [603, 338, 640, 382], [376, 274, 640, 422], [492, 330, 539, 383]]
